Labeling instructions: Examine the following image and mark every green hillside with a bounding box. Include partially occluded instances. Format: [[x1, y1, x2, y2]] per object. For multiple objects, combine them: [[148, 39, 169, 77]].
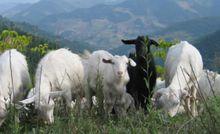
[[155, 17, 220, 41], [0, 16, 59, 51], [194, 29, 220, 71], [0, 15, 96, 77], [0, 16, 95, 52], [9, 0, 220, 49]]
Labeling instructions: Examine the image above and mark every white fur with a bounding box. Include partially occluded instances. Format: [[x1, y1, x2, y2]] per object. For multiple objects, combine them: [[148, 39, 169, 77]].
[[198, 70, 220, 98], [153, 41, 203, 117], [84, 50, 136, 116], [20, 48, 84, 124], [0, 49, 31, 126]]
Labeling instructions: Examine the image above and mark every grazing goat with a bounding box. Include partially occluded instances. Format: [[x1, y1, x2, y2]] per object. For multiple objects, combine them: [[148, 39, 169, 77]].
[[153, 41, 203, 117], [20, 48, 84, 124], [198, 70, 220, 98], [121, 36, 159, 111], [84, 50, 136, 116], [0, 49, 31, 126]]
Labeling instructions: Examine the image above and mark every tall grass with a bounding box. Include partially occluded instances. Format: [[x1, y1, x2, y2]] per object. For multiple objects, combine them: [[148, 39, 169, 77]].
[[1, 89, 220, 133]]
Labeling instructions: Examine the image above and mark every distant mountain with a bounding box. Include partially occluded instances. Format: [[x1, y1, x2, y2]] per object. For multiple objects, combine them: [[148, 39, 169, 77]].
[[11, 0, 75, 24], [38, 1, 162, 49], [8, 0, 220, 50], [0, 3, 18, 13], [154, 17, 220, 41], [0, 16, 96, 53], [194, 30, 220, 71], [10, 0, 126, 24], [0, 0, 38, 14], [2, 3, 32, 17]]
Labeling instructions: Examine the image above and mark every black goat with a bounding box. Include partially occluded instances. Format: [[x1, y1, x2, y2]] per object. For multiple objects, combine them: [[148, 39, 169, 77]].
[[121, 36, 159, 111]]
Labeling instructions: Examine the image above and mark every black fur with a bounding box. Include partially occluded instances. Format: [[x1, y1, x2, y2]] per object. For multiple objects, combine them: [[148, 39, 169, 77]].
[[122, 36, 158, 111]]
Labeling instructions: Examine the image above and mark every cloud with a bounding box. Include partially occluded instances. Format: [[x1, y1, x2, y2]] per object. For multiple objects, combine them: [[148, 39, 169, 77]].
[[177, 1, 198, 14]]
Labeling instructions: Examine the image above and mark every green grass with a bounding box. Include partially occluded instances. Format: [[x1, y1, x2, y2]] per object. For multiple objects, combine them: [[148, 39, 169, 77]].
[[1, 96, 220, 134]]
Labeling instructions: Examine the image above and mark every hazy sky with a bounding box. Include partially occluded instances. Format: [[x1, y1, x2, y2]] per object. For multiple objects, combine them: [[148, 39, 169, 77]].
[[0, 0, 40, 4], [0, 0, 124, 4]]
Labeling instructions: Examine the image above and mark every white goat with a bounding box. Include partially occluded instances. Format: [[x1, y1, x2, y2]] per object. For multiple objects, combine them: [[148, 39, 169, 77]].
[[20, 48, 84, 124], [0, 49, 31, 126], [198, 70, 220, 98], [84, 50, 136, 116], [153, 41, 203, 117], [154, 70, 220, 115]]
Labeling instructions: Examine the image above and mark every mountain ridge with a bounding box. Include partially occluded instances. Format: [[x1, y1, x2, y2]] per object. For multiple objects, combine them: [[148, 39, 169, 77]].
[[8, 0, 220, 49], [0, 15, 96, 53]]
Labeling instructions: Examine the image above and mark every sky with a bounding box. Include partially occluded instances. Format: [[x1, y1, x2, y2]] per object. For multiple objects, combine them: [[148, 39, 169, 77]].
[[0, 0, 125, 4], [0, 0, 40, 4]]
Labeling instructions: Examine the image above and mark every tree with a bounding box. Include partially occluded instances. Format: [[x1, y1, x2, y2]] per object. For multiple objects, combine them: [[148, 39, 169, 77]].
[[153, 39, 177, 78], [0, 30, 31, 52], [0, 30, 51, 77]]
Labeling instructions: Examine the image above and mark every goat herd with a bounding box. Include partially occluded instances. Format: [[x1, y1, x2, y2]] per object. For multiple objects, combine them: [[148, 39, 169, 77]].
[[0, 35, 219, 126]]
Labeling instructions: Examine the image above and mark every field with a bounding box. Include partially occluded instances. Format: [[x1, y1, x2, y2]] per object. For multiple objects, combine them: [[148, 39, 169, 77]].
[[0, 94, 220, 134]]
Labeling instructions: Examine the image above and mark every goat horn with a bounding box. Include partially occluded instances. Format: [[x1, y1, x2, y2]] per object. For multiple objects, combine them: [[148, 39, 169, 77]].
[[121, 39, 136, 45], [150, 39, 159, 46]]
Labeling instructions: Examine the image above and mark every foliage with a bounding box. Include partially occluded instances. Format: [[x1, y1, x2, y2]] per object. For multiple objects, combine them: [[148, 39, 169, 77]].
[[30, 44, 49, 56], [153, 39, 177, 77], [154, 39, 174, 60], [0, 30, 31, 52], [0, 30, 52, 80]]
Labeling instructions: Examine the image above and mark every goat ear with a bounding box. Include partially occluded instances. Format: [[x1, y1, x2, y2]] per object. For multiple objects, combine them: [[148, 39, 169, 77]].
[[150, 39, 159, 47], [102, 58, 114, 64], [128, 58, 136, 67], [121, 39, 136, 45], [19, 95, 35, 104]]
